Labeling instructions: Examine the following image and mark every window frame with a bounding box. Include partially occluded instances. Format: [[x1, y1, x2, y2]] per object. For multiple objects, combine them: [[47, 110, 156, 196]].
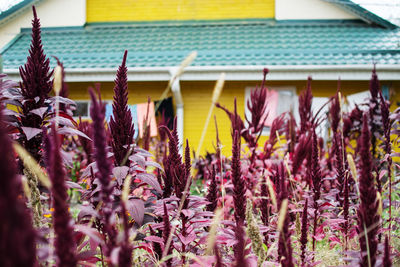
[[72, 100, 91, 120]]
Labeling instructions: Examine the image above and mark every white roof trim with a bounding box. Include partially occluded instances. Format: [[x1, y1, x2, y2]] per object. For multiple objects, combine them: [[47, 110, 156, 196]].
[[4, 64, 400, 81]]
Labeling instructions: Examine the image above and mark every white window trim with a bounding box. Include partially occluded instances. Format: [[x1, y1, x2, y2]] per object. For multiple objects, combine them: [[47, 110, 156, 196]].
[[244, 86, 298, 136]]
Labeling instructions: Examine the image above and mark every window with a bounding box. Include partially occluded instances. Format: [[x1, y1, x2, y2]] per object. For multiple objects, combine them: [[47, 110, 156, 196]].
[[72, 101, 90, 118], [245, 86, 297, 135]]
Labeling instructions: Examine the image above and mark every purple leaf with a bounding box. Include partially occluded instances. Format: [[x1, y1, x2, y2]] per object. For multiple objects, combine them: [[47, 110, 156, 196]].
[[112, 166, 129, 185], [177, 232, 197, 246], [57, 127, 91, 140], [144, 236, 164, 244], [75, 225, 104, 245], [21, 127, 42, 141], [145, 160, 164, 171], [30, 107, 48, 118], [135, 173, 162, 193], [129, 154, 146, 167], [126, 198, 145, 226], [65, 181, 83, 190]]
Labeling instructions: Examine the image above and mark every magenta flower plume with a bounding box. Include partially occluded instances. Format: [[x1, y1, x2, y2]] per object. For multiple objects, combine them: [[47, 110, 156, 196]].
[[206, 165, 218, 212], [299, 77, 313, 134], [46, 125, 77, 267], [342, 173, 350, 250], [285, 112, 297, 154], [300, 199, 308, 265], [368, 66, 381, 158], [118, 203, 132, 267], [89, 88, 113, 200], [246, 86, 267, 135], [232, 130, 246, 224], [162, 202, 172, 267], [77, 119, 93, 163], [214, 243, 223, 267], [334, 132, 345, 203], [160, 119, 189, 200], [277, 193, 294, 267], [310, 129, 322, 251], [329, 88, 341, 134], [291, 133, 311, 176], [264, 113, 285, 159], [18, 6, 52, 161], [109, 50, 135, 166], [260, 175, 269, 227], [357, 113, 379, 267], [0, 107, 36, 266], [383, 235, 392, 267], [89, 87, 117, 254], [216, 99, 251, 143], [233, 222, 248, 267]]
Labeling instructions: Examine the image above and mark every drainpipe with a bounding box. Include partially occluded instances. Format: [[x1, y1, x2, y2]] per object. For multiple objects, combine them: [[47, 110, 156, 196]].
[[169, 68, 184, 155]]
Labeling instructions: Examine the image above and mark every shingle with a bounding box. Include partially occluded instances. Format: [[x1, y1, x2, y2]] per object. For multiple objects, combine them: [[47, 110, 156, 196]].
[[2, 19, 400, 70]]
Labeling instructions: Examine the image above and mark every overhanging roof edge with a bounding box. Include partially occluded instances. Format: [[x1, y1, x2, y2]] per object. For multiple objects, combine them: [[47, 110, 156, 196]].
[[4, 65, 400, 81]]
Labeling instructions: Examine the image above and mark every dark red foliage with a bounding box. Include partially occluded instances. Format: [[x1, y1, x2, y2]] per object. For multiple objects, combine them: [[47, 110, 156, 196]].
[[18, 6, 52, 161], [0, 107, 36, 267], [231, 130, 246, 224], [357, 113, 379, 267], [109, 50, 135, 166], [46, 126, 77, 267]]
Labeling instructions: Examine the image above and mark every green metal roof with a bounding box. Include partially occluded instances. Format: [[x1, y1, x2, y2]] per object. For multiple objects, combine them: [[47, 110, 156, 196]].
[[2, 19, 400, 70]]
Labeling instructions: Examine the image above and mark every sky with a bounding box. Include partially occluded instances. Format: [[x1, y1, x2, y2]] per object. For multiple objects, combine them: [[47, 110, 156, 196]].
[[1, 0, 400, 25]]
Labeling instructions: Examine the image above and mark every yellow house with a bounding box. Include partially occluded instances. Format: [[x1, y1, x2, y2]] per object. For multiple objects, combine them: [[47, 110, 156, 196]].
[[1, 0, 400, 155]]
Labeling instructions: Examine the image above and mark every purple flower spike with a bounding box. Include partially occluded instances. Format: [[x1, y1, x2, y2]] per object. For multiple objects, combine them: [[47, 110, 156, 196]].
[[109, 50, 135, 166], [0, 106, 36, 267], [357, 113, 379, 267], [46, 125, 77, 267]]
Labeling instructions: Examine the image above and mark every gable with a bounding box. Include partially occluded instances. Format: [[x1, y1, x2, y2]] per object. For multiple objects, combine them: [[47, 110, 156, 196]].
[[86, 0, 275, 22], [275, 0, 357, 20]]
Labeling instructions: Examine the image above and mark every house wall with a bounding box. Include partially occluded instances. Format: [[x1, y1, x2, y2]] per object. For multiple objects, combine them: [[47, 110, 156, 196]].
[[275, 0, 357, 20], [0, 0, 86, 50], [86, 0, 275, 22], [66, 79, 397, 155]]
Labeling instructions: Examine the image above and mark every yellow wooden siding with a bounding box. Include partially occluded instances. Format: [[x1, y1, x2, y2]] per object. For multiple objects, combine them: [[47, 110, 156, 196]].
[[86, 0, 275, 22], [67, 80, 400, 155]]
